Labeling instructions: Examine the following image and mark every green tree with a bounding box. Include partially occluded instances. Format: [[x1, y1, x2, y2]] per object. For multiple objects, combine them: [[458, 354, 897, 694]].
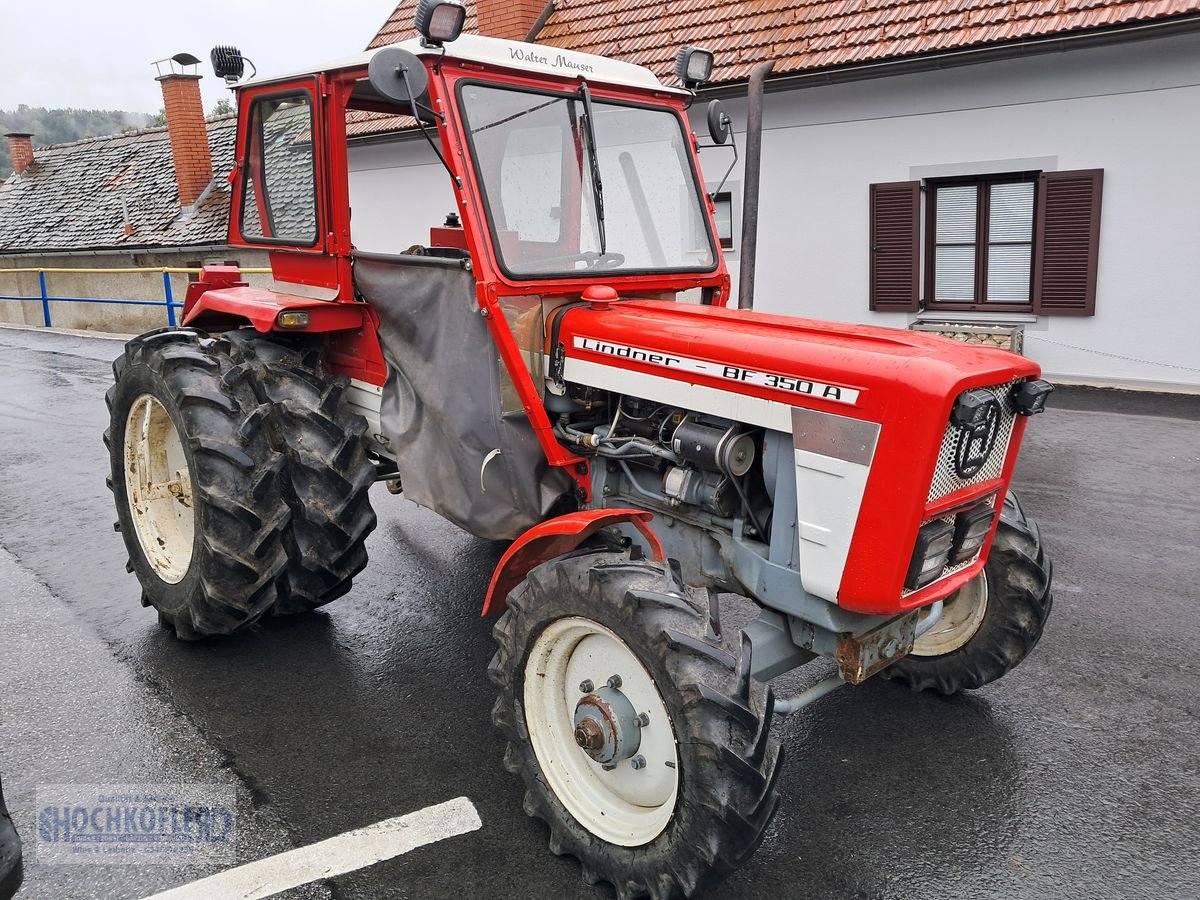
[[208, 98, 234, 119], [0, 106, 153, 178]]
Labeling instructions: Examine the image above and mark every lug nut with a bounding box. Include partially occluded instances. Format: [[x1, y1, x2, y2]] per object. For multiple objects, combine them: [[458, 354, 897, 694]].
[[579, 679, 594, 693], [607, 674, 622, 689], [574, 719, 605, 753], [630, 755, 646, 770], [636, 712, 650, 727]]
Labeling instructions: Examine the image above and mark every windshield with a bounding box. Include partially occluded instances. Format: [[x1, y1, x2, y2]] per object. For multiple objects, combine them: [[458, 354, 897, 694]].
[[458, 83, 717, 277]]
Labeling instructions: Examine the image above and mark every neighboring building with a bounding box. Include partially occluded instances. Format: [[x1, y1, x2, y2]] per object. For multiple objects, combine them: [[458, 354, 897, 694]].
[[347, 0, 1200, 390], [0, 65, 269, 333]]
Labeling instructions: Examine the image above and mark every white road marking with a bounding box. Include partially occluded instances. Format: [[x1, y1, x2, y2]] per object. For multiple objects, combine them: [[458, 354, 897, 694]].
[[143, 796, 482, 900]]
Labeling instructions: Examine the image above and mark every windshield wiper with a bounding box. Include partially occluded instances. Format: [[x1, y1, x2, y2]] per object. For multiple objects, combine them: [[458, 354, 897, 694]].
[[578, 82, 606, 255]]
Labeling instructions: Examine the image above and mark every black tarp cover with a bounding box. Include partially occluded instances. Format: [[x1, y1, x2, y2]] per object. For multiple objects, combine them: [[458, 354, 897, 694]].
[[354, 252, 571, 541]]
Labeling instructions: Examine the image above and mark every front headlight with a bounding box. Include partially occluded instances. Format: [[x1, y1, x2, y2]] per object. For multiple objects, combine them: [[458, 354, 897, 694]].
[[905, 519, 955, 592]]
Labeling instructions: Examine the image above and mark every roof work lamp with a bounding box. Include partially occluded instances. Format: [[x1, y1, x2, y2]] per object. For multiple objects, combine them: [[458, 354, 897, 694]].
[[415, 0, 467, 47], [676, 46, 715, 89]]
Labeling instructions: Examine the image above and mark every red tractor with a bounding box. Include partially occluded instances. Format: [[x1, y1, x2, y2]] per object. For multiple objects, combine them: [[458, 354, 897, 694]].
[[106, 5, 1053, 896]]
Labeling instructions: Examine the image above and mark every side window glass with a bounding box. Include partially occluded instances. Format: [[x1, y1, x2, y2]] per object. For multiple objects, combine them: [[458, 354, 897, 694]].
[[240, 93, 318, 245]]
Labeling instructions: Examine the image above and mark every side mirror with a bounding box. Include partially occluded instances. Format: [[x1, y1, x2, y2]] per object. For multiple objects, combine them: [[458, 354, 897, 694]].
[[368, 47, 432, 119], [706, 99, 731, 146]]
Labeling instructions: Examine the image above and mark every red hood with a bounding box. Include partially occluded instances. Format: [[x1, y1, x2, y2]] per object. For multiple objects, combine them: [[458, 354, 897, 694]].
[[558, 299, 1042, 615]]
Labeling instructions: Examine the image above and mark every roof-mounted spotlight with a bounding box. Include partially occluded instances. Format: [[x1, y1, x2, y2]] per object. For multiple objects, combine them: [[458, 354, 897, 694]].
[[676, 45, 715, 90], [210, 45, 256, 84], [415, 0, 466, 47]]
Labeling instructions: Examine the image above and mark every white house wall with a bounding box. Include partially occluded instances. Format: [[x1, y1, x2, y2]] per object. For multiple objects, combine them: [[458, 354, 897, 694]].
[[348, 141, 457, 256], [347, 32, 1200, 388]]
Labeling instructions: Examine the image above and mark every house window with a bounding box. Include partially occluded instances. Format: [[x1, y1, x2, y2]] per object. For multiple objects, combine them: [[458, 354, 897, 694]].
[[713, 192, 734, 250], [869, 169, 1103, 316], [927, 176, 1035, 311]]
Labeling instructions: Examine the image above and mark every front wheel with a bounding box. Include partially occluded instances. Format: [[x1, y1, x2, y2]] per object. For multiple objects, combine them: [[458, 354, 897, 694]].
[[883, 491, 1054, 694], [488, 551, 782, 899]]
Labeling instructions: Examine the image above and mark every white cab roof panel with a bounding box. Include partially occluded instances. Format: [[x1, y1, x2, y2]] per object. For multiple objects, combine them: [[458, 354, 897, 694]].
[[244, 34, 686, 96]]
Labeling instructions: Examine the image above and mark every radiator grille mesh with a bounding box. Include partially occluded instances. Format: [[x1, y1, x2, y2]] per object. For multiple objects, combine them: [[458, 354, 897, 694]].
[[927, 381, 1018, 502]]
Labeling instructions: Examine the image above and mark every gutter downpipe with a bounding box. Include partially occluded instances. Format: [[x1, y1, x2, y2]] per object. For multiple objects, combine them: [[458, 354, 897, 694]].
[[737, 60, 774, 311], [524, 1, 556, 42]]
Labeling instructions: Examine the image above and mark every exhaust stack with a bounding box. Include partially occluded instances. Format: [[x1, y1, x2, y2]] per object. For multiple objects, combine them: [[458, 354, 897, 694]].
[[737, 60, 774, 310]]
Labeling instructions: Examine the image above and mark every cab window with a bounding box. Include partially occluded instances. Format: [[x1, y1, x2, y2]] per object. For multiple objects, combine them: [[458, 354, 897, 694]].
[[240, 93, 319, 245]]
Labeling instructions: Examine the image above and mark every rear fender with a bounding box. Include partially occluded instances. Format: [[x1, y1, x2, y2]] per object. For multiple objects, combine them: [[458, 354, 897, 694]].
[[482, 509, 665, 616], [183, 285, 366, 333]]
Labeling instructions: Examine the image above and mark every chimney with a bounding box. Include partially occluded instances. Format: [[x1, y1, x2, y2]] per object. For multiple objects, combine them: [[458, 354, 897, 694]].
[[475, 0, 547, 42], [155, 69, 213, 207], [6, 133, 34, 175]]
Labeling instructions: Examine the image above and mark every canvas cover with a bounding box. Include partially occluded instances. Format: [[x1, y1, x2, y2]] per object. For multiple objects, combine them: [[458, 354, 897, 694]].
[[354, 252, 571, 541]]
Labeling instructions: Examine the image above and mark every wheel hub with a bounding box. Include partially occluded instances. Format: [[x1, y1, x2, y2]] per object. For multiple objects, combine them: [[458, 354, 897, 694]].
[[573, 684, 641, 764]]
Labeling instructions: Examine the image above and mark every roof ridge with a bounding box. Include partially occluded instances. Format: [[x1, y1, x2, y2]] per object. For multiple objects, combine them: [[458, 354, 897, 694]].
[[27, 114, 237, 154]]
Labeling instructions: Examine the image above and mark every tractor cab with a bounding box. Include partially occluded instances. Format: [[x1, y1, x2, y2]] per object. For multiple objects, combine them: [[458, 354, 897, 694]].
[[212, 27, 729, 306], [184, 19, 734, 536]]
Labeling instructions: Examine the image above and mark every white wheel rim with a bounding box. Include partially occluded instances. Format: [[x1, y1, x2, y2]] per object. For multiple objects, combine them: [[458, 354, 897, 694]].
[[911, 572, 989, 656], [523, 616, 679, 847], [123, 394, 195, 584]]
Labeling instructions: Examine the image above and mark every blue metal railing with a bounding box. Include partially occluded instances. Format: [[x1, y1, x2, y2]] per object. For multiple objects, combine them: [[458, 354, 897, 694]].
[[0, 267, 268, 329]]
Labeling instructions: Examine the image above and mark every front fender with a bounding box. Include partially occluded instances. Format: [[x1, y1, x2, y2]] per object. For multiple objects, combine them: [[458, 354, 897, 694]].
[[482, 509, 665, 616]]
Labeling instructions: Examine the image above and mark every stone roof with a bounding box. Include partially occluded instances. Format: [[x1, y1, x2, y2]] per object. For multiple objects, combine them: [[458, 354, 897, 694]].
[[0, 117, 237, 255]]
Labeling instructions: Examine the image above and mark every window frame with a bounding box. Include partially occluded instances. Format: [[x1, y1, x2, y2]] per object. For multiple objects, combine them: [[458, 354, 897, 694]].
[[235, 86, 323, 249], [712, 191, 734, 250], [923, 171, 1039, 313]]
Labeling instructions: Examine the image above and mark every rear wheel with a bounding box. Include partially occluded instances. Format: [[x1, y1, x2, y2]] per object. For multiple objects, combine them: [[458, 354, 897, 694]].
[[489, 551, 782, 899], [220, 330, 377, 615], [106, 328, 290, 638], [883, 491, 1053, 694]]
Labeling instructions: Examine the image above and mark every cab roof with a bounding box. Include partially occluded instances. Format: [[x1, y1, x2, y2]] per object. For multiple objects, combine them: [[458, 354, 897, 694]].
[[243, 34, 687, 96]]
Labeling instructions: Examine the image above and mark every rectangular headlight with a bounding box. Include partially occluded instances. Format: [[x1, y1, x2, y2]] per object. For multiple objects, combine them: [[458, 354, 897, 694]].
[[906, 519, 955, 592], [951, 503, 997, 564]]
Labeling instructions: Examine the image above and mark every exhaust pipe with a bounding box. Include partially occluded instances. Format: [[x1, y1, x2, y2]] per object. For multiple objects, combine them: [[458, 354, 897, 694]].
[[737, 60, 774, 311]]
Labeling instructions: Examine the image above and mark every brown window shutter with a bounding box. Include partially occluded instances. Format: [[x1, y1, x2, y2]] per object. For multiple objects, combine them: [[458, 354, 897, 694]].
[[1033, 169, 1103, 316], [869, 181, 920, 312]]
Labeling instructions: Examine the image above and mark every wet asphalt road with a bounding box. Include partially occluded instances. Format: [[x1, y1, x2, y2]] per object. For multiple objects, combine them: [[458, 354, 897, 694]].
[[0, 325, 1197, 900]]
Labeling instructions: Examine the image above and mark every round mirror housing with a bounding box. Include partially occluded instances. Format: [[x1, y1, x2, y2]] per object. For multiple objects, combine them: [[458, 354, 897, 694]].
[[706, 99, 731, 145], [367, 47, 432, 118]]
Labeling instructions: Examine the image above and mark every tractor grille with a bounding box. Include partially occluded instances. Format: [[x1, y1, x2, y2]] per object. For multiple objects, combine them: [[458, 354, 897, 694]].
[[927, 381, 1018, 502]]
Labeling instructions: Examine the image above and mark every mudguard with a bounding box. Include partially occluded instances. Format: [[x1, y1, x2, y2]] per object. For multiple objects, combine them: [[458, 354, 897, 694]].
[[183, 284, 366, 333], [482, 509, 665, 616]]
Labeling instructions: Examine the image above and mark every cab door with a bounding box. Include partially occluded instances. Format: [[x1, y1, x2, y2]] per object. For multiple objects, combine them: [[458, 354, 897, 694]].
[[229, 77, 342, 299]]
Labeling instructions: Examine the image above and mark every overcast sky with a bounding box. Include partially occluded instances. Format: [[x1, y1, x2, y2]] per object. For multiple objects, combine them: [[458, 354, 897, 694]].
[[2, 1, 397, 115]]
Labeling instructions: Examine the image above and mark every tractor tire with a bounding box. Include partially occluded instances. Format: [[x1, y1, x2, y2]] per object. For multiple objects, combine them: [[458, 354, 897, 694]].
[[105, 328, 290, 638], [489, 550, 783, 899], [219, 330, 377, 615], [882, 491, 1053, 694]]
